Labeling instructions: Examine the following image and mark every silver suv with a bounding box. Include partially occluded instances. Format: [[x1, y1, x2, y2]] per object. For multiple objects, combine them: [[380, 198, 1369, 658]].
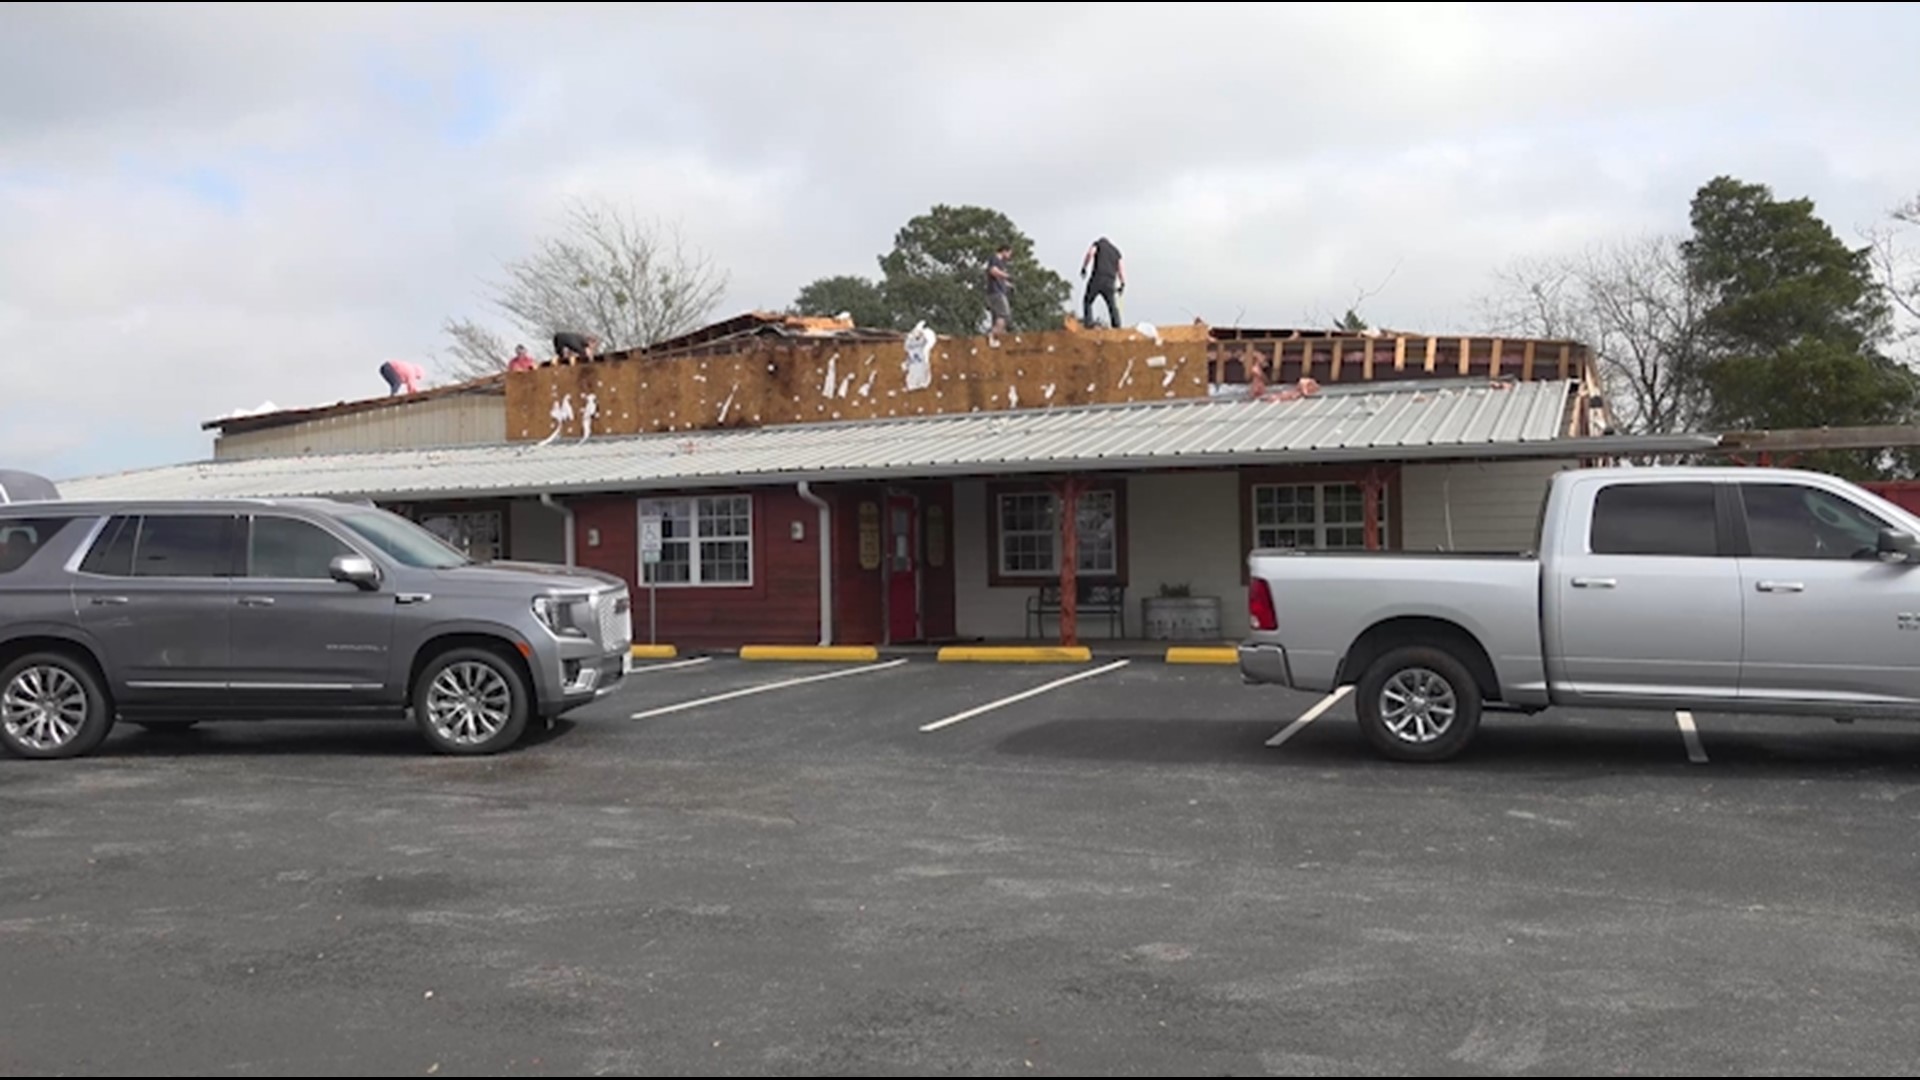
[[0, 489, 631, 759]]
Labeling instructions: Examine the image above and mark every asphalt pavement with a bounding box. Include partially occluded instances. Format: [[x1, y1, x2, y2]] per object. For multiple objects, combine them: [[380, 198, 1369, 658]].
[[5, 658, 1920, 1076]]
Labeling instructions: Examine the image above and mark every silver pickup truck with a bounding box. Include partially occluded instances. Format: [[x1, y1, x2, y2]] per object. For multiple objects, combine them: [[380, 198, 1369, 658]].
[[1240, 466, 1920, 762]]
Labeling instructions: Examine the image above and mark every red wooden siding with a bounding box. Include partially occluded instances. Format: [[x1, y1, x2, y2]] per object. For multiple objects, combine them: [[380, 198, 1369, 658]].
[[570, 489, 825, 648]]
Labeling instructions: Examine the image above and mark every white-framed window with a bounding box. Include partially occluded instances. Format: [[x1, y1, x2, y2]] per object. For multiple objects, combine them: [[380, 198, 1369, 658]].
[[995, 488, 1119, 578], [639, 495, 753, 586], [417, 509, 503, 562], [1252, 482, 1383, 550]]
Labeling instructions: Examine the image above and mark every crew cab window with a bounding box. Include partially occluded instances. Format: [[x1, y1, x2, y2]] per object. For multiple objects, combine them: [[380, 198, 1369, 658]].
[[1740, 483, 1892, 560], [1590, 482, 1720, 557], [82, 515, 241, 578], [249, 516, 354, 579], [0, 518, 75, 574]]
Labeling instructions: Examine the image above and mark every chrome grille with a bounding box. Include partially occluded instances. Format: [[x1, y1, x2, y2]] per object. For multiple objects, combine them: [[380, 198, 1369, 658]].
[[597, 590, 633, 650]]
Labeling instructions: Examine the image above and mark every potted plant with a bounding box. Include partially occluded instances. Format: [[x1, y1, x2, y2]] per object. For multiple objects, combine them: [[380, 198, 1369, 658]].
[[1142, 581, 1223, 642]]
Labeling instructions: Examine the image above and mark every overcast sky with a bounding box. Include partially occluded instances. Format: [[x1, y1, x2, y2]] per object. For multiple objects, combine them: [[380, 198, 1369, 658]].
[[4, 1, 1917, 481]]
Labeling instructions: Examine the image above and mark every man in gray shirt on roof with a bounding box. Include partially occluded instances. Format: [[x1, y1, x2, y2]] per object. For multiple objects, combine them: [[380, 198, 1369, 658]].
[[984, 242, 1014, 339]]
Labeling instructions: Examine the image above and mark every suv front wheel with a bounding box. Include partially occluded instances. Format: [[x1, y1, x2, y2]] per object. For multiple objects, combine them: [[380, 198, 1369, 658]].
[[0, 652, 114, 760], [412, 647, 529, 756]]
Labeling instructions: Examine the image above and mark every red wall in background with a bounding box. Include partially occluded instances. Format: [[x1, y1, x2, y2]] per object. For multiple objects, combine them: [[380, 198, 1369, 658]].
[[1866, 482, 1920, 515], [570, 488, 825, 648]]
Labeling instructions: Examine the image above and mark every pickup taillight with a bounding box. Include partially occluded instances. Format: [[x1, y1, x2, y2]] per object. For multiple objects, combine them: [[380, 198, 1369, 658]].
[[1249, 577, 1277, 631]]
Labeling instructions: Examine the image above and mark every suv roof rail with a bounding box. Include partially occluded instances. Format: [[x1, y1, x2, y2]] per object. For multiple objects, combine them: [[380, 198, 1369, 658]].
[[0, 470, 60, 505]]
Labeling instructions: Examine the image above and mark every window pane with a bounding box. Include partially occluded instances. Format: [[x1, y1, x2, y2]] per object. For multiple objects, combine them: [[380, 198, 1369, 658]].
[[0, 518, 76, 575], [1742, 483, 1891, 560], [134, 515, 237, 578], [80, 516, 138, 577], [1590, 483, 1719, 557], [1074, 491, 1116, 573], [700, 539, 751, 583], [251, 516, 354, 579]]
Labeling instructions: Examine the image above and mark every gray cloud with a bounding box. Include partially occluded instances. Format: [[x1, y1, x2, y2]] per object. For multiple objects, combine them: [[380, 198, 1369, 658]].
[[2, 1, 1916, 479]]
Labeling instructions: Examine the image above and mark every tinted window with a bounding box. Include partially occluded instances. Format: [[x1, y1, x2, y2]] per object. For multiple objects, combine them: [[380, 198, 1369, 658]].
[[0, 518, 75, 574], [80, 515, 138, 577], [249, 516, 355, 579], [1741, 483, 1892, 560], [1590, 482, 1720, 557], [133, 515, 238, 578], [338, 510, 470, 570]]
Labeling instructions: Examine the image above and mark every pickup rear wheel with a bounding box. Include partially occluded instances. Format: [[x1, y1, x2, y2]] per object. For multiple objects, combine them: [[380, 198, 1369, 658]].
[[0, 652, 114, 760], [412, 647, 529, 756], [1355, 645, 1482, 763]]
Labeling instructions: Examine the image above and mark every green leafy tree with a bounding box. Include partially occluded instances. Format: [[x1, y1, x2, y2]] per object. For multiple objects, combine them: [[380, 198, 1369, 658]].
[[788, 274, 896, 330], [1337, 309, 1369, 333], [877, 204, 1071, 336], [1683, 176, 1917, 477]]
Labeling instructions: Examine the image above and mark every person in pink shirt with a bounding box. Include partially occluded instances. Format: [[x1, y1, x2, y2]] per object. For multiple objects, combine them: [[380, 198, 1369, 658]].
[[506, 345, 536, 373], [379, 359, 426, 395]]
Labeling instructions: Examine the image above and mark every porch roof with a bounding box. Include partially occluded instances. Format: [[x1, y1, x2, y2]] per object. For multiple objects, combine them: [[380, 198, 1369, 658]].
[[61, 379, 1716, 503]]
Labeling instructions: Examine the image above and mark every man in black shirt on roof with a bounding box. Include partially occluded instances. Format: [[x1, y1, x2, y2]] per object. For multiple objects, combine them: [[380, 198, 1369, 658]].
[[552, 331, 599, 364], [1080, 237, 1126, 328]]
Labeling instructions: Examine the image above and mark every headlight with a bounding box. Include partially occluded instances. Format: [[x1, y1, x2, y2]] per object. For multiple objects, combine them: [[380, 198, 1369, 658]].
[[532, 594, 591, 637]]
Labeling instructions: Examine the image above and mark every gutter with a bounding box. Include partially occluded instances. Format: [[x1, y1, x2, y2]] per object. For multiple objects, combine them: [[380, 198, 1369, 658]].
[[539, 493, 576, 567], [796, 481, 833, 646]]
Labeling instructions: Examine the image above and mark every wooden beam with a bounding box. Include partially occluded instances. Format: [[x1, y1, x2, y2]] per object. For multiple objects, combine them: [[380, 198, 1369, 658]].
[[1424, 337, 1437, 373], [1522, 340, 1536, 381], [1363, 338, 1376, 380], [1558, 343, 1571, 379], [1394, 336, 1407, 372], [1330, 339, 1344, 382], [1489, 339, 1505, 379], [1457, 336, 1472, 376]]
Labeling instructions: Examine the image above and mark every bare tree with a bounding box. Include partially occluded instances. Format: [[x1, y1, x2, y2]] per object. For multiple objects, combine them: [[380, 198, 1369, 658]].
[[440, 197, 732, 380], [1476, 234, 1709, 434], [1865, 192, 1920, 357]]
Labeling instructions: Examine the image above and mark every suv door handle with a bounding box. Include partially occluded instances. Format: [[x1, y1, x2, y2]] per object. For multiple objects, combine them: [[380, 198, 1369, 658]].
[[1756, 581, 1805, 593], [237, 595, 276, 607], [89, 595, 130, 606], [1571, 577, 1617, 589], [395, 593, 430, 605]]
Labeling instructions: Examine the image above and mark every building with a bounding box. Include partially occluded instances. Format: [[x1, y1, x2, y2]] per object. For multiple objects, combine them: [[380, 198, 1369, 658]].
[[64, 316, 1713, 648]]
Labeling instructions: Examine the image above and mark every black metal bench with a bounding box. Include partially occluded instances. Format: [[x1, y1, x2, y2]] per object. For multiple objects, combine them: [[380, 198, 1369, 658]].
[[1025, 581, 1126, 639]]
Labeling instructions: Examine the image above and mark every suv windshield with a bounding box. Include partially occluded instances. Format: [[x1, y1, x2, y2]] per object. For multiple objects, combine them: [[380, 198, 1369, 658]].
[[338, 509, 472, 570]]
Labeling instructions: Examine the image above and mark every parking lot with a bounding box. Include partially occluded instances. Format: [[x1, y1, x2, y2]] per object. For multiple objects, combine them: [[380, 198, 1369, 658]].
[[6, 657, 1920, 1076]]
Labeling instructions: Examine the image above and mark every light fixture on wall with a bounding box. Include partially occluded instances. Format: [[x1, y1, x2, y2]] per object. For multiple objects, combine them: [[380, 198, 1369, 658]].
[[587, 527, 601, 547], [790, 520, 805, 541]]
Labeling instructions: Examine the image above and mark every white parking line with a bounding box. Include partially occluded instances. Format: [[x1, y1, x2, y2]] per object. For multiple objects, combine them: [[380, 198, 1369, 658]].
[[629, 658, 908, 720], [1265, 686, 1354, 748], [1675, 710, 1709, 764], [629, 657, 712, 673], [919, 659, 1132, 733]]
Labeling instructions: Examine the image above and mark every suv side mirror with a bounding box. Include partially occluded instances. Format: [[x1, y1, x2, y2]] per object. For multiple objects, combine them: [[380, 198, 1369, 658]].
[[329, 554, 381, 590], [1876, 529, 1919, 563]]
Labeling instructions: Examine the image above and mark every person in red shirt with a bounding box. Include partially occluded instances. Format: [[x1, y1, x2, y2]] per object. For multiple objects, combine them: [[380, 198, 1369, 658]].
[[379, 359, 426, 395], [506, 345, 536, 373]]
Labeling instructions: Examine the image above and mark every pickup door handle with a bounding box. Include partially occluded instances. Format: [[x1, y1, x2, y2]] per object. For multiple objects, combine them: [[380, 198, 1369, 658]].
[[1571, 577, 1617, 589], [88, 595, 130, 606], [237, 596, 276, 607], [395, 593, 430, 605], [1756, 581, 1806, 594]]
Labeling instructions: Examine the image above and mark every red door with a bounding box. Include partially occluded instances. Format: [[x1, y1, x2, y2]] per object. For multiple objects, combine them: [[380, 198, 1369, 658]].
[[887, 496, 920, 643]]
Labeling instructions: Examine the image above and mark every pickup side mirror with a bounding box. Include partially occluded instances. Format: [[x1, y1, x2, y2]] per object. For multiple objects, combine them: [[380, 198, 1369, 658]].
[[1876, 529, 1919, 563], [329, 554, 381, 590]]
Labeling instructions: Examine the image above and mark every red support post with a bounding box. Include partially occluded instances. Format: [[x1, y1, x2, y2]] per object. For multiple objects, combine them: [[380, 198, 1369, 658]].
[[1361, 470, 1384, 551], [1054, 476, 1083, 646]]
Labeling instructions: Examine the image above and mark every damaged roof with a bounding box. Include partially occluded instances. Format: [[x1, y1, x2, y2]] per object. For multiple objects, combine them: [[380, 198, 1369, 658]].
[[69, 379, 1714, 503]]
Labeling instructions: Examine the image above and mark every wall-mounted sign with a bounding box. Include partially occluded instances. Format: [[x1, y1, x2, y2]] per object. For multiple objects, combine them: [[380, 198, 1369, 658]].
[[925, 505, 947, 568], [858, 501, 882, 571]]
